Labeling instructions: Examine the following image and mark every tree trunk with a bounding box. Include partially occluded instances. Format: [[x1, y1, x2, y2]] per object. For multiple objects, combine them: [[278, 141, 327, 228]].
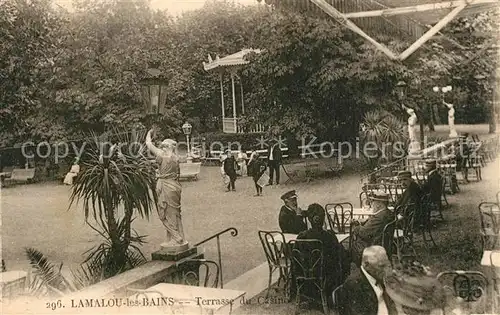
[[420, 122, 425, 149], [489, 101, 496, 134]]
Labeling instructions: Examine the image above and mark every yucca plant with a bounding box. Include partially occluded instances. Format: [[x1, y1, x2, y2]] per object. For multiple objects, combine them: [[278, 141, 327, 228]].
[[361, 109, 408, 167], [69, 127, 158, 279]]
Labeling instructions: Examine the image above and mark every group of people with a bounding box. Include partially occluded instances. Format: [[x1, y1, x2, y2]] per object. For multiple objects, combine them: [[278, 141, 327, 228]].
[[219, 139, 284, 195], [275, 158, 446, 313]]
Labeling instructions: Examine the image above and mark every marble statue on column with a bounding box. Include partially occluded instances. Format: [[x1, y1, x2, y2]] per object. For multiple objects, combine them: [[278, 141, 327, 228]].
[[403, 105, 420, 153], [146, 129, 189, 252], [443, 101, 458, 138]]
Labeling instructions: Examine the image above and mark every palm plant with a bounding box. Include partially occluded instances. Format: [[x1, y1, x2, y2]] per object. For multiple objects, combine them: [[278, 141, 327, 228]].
[[361, 110, 408, 167], [69, 127, 158, 279]]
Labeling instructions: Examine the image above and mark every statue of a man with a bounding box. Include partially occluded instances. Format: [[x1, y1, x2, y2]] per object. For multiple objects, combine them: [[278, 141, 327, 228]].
[[402, 105, 420, 153], [443, 100, 458, 138], [146, 129, 189, 252]]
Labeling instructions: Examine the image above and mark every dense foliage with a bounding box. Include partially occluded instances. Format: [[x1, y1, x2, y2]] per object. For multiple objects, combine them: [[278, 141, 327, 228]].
[[0, 0, 497, 148]]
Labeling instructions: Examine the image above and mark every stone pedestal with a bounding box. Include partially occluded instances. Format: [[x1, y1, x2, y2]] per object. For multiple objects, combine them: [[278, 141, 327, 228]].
[[152, 246, 197, 262]]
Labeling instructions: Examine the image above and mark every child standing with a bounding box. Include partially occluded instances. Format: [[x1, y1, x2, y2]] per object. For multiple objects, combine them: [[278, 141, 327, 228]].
[[249, 152, 266, 196]]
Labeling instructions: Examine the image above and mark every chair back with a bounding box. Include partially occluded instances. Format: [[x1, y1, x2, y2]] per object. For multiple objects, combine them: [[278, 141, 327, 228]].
[[181, 259, 220, 288], [289, 239, 324, 283], [359, 191, 370, 208], [478, 202, 500, 235], [398, 203, 416, 235], [420, 194, 436, 225], [325, 202, 353, 234], [437, 271, 488, 314], [258, 231, 290, 269], [382, 218, 398, 259], [386, 183, 404, 205]]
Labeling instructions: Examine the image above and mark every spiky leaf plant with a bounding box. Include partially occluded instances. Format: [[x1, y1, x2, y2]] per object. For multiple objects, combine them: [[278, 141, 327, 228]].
[[68, 127, 157, 279]]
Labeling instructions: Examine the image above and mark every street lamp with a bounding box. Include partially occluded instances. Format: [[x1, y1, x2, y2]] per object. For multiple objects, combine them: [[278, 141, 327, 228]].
[[139, 68, 169, 117], [395, 80, 407, 104], [182, 122, 192, 162], [433, 85, 457, 138]]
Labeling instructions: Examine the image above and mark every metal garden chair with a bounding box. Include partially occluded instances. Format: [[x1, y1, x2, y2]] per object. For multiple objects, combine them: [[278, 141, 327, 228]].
[[289, 239, 328, 315], [258, 230, 292, 300]]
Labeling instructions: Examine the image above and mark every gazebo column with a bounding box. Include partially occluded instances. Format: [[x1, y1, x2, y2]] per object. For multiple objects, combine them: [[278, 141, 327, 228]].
[[219, 72, 225, 120], [231, 71, 237, 132], [240, 79, 244, 115]]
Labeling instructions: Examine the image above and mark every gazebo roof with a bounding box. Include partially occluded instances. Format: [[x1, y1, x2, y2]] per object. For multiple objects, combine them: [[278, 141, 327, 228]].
[[203, 48, 262, 71]]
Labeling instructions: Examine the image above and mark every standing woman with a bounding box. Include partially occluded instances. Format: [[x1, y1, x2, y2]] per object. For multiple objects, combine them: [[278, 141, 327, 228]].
[[145, 129, 187, 248]]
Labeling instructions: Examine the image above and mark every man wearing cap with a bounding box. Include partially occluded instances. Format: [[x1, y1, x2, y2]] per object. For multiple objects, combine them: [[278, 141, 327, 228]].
[[267, 138, 282, 186], [421, 160, 443, 211], [351, 192, 397, 265], [336, 246, 397, 315], [394, 170, 422, 211], [279, 190, 307, 234]]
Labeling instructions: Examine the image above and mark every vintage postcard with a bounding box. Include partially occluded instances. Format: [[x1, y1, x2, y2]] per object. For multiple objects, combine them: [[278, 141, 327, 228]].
[[1, 0, 500, 314]]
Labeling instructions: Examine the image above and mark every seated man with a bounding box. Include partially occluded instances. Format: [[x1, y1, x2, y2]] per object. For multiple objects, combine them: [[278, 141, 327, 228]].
[[394, 170, 422, 213], [351, 192, 397, 265], [278, 190, 308, 234], [336, 246, 397, 315], [293, 203, 351, 306], [420, 160, 443, 209]]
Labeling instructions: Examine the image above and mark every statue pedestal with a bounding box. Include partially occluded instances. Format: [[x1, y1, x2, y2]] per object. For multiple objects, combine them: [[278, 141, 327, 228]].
[[449, 130, 458, 138], [152, 244, 196, 262]]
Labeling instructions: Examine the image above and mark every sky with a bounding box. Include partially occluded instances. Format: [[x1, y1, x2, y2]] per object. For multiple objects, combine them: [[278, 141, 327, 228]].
[[55, 0, 259, 15]]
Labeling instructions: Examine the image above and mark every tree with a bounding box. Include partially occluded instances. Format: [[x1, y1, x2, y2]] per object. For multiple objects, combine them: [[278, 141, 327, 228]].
[[69, 128, 157, 278], [241, 10, 407, 140]]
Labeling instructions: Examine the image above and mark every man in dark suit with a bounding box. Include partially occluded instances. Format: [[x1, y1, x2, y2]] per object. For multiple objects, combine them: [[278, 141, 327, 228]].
[[351, 192, 398, 265], [267, 139, 282, 185], [278, 190, 307, 234], [336, 246, 397, 315], [421, 160, 442, 209], [394, 170, 422, 212]]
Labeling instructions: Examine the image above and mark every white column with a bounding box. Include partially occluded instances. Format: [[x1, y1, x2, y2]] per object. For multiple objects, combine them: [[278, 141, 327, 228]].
[[240, 80, 245, 115], [220, 72, 225, 119], [231, 71, 237, 132]]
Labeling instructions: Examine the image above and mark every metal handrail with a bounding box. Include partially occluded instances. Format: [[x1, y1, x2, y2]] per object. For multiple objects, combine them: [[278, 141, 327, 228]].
[[194, 227, 238, 288]]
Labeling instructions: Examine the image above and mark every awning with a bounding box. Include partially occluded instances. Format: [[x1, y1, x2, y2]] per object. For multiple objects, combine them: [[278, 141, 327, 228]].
[[202, 49, 262, 71]]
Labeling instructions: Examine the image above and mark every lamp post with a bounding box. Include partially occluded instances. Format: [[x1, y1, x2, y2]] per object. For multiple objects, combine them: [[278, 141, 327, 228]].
[[395, 80, 407, 105], [139, 68, 169, 124], [182, 122, 192, 163], [433, 85, 457, 138]]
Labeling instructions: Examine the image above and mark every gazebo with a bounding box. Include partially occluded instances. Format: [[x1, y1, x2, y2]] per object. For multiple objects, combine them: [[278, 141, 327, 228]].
[[203, 48, 263, 133]]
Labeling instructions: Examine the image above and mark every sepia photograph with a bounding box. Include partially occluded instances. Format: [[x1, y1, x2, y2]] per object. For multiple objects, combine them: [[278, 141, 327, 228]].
[[1, 0, 500, 314]]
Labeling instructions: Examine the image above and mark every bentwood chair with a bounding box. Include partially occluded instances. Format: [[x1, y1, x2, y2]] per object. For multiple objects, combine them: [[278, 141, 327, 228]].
[[180, 259, 220, 288], [289, 239, 328, 315], [417, 196, 438, 249], [437, 271, 489, 314], [324, 202, 353, 234], [258, 230, 292, 300], [478, 202, 500, 251]]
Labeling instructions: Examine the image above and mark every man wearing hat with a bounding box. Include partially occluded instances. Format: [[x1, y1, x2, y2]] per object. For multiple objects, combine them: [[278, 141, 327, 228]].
[[267, 138, 283, 186], [394, 170, 422, 211], [278, 190, 307, 234], [351, 192, 396, 265], [421, 160, 443, 211]]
